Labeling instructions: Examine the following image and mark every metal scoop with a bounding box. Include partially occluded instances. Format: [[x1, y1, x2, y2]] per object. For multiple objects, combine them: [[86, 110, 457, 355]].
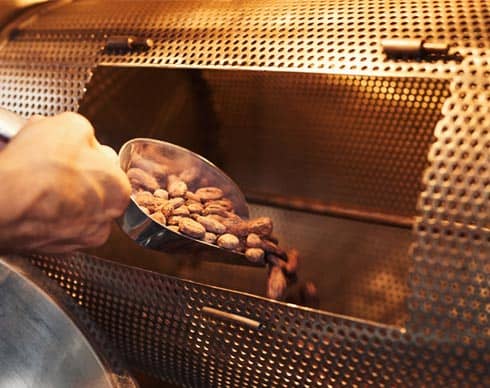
[[0, 108, 261, 267]]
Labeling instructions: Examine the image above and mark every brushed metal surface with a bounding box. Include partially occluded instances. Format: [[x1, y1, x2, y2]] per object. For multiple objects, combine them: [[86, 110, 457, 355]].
[[408, 55, 490, 346], [78, 66, 448, 223], [22, 252, 489, 387], [0, 259, 113, 388], [0, 0, 488, 386], [86, 204, 412, 326], [118, 138, 258, 267]]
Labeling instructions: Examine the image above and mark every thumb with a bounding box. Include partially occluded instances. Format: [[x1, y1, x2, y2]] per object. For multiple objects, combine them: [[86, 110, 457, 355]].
[[98, 144, 120, 166]]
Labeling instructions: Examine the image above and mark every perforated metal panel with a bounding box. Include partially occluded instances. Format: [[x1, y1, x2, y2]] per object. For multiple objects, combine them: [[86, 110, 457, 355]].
[[0, 0, 488, 386], [408, 56, 490, 347], [0, 0, 490, 115], [26, 253, 489, 387], [0, 255, 137, 388], [0, 1, 100, 116], [204, 71, 449, 220], [17, 0, 485, 76], [78, 66, 449, 223]]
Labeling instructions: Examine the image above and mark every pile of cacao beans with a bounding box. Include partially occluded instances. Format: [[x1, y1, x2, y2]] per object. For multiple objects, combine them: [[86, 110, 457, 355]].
[[126, 152, 318, 306]]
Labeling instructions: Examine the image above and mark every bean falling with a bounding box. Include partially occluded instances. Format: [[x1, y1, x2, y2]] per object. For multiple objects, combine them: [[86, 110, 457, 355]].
[[127, 156, 317, 304]]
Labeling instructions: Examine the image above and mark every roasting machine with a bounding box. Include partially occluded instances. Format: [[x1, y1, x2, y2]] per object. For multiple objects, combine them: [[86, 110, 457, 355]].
[[0, 1, 488, 387]]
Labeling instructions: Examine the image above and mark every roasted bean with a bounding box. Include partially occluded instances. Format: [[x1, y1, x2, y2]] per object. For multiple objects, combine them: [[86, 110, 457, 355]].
[[267, 253, 287, 269], [187, 202, 204, 213], [178, 218, 206, 239], [173, 205, 190, 216], [127, 168, 160, 192], [150, 212, 166, 225], [153, 189, 169, 200], [196, 187, 224, 201], [205, 199, 233, 210], [248, 217, 273, 237], [185, 191, 201, 202], [221, 217, 249, 237], [246, 233, 262, 248], [285, 248, 299, 274], [195, 215, 227, 234], [202, 232, 217, 244], [168, 178, 187, 198], [167, 197, 185, 208], [202, 203, 229, 217], [133, 191, 166, 213], [168, 216, 186, 226], [161, 197, 185, 217], [267, 266, 287, 300], [216, 233, 240, 250], [126, 156, 310, 304], [245, 248, 265, 263], [261, 239, 287, 259]]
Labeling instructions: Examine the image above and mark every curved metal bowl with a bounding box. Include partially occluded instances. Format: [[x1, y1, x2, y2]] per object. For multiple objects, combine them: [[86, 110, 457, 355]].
[[0, 259, 131, 388], [118, 138, 262, 267]]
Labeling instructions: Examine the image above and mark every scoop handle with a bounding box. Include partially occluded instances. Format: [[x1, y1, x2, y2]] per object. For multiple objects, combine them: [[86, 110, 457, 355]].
[[0, 108, 27, 142]]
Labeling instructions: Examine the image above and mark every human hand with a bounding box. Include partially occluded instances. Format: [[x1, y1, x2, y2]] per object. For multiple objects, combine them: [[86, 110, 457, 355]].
[[0, 112, 130, 253]]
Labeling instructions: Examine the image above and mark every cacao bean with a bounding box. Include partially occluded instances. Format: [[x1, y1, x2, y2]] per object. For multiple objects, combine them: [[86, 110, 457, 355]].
[[261, 239, 287, 259], [267, 266, 287, 300], [168, 179, 187, 198], [204, 199, 233, 210], [195, 215, 226, 234], [196, 187, 224, 201], [131, 157, 169, 182], [127, 168, 160, 192], [167, 225, 180, 233], [216, 233, 240, 250], [150, 212, 166, 225], [167, 197, 185, 208], [202, 203, 229, 217], [220, 217, 249, 237], [185, 191, 201, 202], [246, 233, 262, 248], [168, 216, 186, 226], [202, 232, 217, 244], [173, 205, 190, 217], [133, 191, 165, 213], [178, 218, 206, 239], [187, 202, 204, 213], [153, 189, 169, 200], [267, 253, 287, 269], [245, 248, 265, 263], [248, 217, 273, 237], [285, 248, 299, 274]]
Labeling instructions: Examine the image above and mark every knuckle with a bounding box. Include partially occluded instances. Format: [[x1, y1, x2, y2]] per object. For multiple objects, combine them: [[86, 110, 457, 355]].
[[59, 112, 95, 139]]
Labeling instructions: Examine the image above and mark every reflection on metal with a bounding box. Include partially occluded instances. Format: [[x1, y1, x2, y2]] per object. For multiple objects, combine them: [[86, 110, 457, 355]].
[[0, 0, 488, 387], [202, 306, 263, 330], [118, 138, 260, 267], [0, 259, 114, 388], [25, 252, 490, 386], [0, 106, 25, 140]]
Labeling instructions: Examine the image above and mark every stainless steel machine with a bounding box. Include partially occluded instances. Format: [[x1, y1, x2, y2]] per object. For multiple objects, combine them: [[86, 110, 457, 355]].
[[0, 1, 488, 387]]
